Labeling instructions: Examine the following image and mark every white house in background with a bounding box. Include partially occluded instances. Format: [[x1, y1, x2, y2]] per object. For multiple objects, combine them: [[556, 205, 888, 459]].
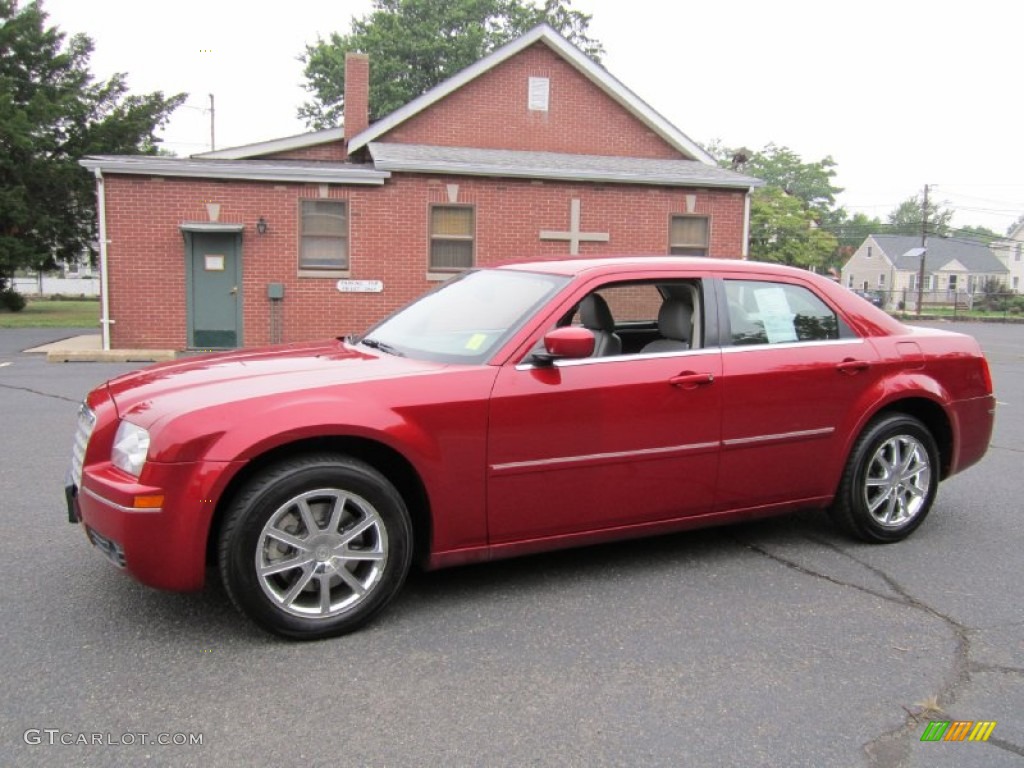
[[841, 234, 1009, 308], [12, 249, 99, 297], [990, 219, 1024, 293]]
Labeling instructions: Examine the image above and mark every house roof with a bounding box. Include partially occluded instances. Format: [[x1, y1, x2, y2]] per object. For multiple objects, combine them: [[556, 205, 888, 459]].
[[191, 127, 345, 160], [84, 25, 741, 185], [873, 234, 1008, 274], [347, 24, 716, 164], [368, 142, 761, 189], [79, 155, 389, 185]]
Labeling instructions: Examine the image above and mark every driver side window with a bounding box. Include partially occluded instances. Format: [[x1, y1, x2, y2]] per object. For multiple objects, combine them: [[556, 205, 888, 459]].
[[566, 280, 704, 357]]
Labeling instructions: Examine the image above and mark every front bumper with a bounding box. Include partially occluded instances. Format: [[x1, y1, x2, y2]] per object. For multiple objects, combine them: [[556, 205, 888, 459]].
[[67, 458, 240, 591]]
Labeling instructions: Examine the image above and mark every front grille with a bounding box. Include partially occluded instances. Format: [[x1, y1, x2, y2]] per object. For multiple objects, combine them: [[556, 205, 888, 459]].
[[70, 403, 96, 489], [86, 527, 126, 568]]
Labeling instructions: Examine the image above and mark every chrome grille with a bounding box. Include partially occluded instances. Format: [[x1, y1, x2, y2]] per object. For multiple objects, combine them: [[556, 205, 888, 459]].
[[70, 403, 96, 488]]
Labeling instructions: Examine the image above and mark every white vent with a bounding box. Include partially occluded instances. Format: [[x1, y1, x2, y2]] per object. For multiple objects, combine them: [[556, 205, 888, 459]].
[[528, 77, 549, 112]]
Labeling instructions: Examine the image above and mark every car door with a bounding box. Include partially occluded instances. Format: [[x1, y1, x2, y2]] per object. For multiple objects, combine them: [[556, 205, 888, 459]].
[[714, 277, 883, 512], [486, 278, 722, 544]]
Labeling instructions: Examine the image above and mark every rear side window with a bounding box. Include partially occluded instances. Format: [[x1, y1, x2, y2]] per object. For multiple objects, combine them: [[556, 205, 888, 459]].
[[724, 280, 847, 345]]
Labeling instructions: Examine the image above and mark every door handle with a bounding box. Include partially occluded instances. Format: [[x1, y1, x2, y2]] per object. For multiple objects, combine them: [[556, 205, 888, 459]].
[[836, 359, 870, 375], [229, 286, 238, 295], [669, 372, 715, 389]]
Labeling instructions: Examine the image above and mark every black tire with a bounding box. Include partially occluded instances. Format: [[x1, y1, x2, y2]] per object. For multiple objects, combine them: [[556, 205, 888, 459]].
[[829, 414, 940, 543], [218, 454, 413, 640]]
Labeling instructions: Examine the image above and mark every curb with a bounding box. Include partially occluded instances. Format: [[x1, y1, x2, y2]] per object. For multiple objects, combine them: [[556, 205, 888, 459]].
[[47, 349, 177, 363]]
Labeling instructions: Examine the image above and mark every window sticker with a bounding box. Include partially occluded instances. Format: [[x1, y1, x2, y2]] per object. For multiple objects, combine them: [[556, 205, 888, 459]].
[[465, 333, 488, 351], [753, 286, 797, 343]]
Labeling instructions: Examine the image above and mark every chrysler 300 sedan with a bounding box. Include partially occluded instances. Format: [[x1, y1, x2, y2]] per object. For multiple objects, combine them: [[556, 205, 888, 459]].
[[66, 257, 996, 639]]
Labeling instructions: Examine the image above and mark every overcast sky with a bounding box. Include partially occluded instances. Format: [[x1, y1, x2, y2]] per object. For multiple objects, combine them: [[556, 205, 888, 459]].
[[40, 0, 1024, 234]]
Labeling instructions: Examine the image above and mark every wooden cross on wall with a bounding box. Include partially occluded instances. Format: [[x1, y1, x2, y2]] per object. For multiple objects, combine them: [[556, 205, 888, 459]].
[[539, 199, 610, 255]]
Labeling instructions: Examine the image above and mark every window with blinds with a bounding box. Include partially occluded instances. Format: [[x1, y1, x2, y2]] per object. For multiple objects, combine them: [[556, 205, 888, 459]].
[[430, 205, 475, 271], [669, 215, 709, 257], [300, 200, 348, 270]]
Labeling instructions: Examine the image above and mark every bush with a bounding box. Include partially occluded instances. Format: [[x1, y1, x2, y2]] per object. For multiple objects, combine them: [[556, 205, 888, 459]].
[[48, 293, 98, 301], [1, 290, 27, 312]]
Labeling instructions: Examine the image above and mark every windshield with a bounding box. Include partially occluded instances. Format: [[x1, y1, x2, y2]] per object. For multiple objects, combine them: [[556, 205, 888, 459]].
[[357, 269, 569, 363]]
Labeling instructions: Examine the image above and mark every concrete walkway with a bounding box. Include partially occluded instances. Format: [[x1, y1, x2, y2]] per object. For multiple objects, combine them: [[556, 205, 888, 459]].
[[24, 333, 176, 362]]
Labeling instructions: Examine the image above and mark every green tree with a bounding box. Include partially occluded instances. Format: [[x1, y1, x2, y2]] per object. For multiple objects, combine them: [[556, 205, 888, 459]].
[[731, 143, 842, 217], [825, 209, 885, 251], [706, 141, 843, 215], [706, 142, 841, 268], [886, 194, 954, 238], [299, 0, 603, 129], [951, 224, 1001, 244], [0, 0, 184, 287], [748, 187, 838, 269]]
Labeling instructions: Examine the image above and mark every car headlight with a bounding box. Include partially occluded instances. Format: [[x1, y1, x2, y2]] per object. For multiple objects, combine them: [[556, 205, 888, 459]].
[[111, 421, 151, 477]]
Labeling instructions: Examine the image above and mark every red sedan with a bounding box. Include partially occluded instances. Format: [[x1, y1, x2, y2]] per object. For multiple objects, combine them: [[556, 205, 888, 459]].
[[66, 257, 996, 639]]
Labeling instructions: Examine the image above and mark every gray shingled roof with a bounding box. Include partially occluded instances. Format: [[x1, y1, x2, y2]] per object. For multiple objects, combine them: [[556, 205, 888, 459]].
[[875, 235, 1008, 274], [79, 155, 390, 185], [367, 142, 762, 189]]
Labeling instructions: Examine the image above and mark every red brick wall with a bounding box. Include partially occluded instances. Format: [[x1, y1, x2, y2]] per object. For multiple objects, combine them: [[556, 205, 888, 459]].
[[101, 174, 746, 349], [380, 43, 682, 159], [344, 52, 370, 139]]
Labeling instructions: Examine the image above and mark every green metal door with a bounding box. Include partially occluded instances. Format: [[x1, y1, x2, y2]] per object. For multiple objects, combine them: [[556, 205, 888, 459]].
[[188, 232, 241, 349]]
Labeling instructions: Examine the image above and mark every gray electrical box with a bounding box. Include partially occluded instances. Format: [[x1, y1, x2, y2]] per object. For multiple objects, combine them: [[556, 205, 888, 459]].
[[267, 283, 285, 300]]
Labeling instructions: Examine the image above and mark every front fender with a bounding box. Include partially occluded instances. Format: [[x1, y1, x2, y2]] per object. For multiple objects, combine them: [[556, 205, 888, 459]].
[[145, 367, 498, 555]]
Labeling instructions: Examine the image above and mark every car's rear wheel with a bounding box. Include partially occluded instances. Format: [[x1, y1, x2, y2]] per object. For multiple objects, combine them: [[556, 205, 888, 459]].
[[830, 414, 939, 543], [219, 454, 412, 639]]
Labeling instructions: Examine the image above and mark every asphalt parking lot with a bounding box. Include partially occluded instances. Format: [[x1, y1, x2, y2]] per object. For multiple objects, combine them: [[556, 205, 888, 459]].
[[1, 323, 1021, 767]]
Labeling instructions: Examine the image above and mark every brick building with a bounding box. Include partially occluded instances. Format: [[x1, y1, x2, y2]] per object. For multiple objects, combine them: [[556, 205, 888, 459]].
[[81, 25, 760, 350]]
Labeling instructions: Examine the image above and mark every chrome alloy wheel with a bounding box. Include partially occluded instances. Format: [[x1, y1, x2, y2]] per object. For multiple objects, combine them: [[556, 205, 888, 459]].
[[255, 488, 388, 619], [862, 434, 932, 528]]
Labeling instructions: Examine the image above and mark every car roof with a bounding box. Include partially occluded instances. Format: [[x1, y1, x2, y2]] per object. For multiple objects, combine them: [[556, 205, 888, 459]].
[[493, 255, 817, 280]]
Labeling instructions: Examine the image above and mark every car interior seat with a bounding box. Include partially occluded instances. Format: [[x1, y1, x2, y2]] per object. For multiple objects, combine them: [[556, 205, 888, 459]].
[[641, 298, 692, 353], [578, 294, 622, 357]]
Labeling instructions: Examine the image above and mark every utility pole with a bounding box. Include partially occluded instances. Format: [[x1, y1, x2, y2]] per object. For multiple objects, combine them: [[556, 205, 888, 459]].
[[915, 184, 929, 317], [209, 94, 215, 151]]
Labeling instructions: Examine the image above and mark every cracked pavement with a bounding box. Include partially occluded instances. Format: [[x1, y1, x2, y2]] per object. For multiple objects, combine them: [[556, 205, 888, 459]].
[[1, 324, 1021, 767]]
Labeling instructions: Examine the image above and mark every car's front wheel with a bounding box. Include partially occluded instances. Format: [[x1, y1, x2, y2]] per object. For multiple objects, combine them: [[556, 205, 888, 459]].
[[830, 414, 940, 543], [219, 454, 413, 639]]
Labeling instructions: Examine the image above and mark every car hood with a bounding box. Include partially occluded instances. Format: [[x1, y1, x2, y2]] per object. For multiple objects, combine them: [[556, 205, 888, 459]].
[[104, 338, 447, 423]]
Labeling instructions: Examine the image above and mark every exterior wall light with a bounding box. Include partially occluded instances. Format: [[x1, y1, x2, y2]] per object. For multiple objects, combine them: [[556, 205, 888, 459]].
[[256, 217, 268, 235]]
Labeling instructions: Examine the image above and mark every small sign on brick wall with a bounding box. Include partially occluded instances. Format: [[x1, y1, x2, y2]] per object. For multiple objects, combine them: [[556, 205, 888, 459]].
[[336, 279, 384, 293]]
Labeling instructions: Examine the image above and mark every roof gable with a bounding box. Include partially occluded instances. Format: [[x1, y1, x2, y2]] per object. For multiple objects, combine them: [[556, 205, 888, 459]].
[[347, 24, 714, 164]]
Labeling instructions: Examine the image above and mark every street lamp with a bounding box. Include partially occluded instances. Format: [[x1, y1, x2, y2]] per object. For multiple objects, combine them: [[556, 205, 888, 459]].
[[904, 247, 927, 317]]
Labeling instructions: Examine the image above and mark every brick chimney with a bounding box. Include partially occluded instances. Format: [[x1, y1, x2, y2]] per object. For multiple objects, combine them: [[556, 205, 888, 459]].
[[344, 53, 370, 142]]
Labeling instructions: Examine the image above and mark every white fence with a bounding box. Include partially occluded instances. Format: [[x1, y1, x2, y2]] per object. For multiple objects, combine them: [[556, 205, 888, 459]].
[[11, 276, 100, 297]]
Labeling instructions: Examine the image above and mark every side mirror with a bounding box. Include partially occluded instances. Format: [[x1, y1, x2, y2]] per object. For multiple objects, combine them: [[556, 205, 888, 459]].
[[531, 326, 595, 365]]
